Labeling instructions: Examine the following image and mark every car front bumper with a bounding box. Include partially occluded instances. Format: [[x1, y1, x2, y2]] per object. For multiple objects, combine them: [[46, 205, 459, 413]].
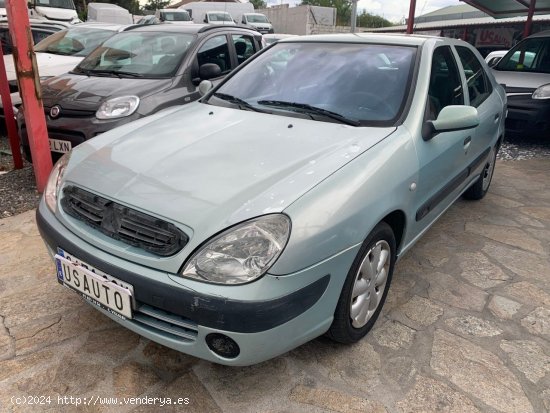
[[505, 94, 550, 139], [36, 199, 358, 366]]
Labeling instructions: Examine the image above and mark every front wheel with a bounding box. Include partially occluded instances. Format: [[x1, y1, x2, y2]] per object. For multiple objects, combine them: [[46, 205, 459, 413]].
[[327, 221, 396, 344], [463, 144, 498, 200]]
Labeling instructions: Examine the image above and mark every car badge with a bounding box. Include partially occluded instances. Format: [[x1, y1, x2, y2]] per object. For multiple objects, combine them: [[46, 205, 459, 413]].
[[50, 105, 61, 118]]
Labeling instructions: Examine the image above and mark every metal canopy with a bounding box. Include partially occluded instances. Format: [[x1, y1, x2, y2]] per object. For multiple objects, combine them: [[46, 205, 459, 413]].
[[461, 0, 550, 19]]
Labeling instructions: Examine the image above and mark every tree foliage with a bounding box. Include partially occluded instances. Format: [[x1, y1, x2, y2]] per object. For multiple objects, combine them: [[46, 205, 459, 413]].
[[142, 0, 171, 12], [356, 11, 392, 28], [249, 0, 267, 10]]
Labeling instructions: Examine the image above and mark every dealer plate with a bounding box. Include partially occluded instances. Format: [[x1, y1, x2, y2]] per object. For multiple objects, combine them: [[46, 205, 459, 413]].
[[55, 248, 134, 319], [49, 138, 72, 153]]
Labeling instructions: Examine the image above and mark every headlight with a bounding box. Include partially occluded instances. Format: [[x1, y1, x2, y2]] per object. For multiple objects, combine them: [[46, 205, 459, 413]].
[[44, 153, 71, 213], [532, 84, 550, 100], [96, 96, 140, 119], [181, 214, 291, 284]]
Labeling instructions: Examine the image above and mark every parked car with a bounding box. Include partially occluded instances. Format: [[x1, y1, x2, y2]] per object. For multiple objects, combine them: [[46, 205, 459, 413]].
[[155, 9, 192, 24], [2, 22, 131, 118], [19, 24, 263, 160], [204, 11, 236, 25], [492, 30, 550, 139], [0, 18, 70, 55], [240, 13, 273, 34], [485, 49, 507, 67], [37, 34, 505, 366]]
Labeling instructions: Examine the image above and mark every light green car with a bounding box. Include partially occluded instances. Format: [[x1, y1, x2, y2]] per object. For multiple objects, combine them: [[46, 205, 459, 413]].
[[37, 33, 506, 366]]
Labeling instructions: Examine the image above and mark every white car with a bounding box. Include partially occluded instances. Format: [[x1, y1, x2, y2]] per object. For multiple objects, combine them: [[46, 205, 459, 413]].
[[1, 22, 129, 114]]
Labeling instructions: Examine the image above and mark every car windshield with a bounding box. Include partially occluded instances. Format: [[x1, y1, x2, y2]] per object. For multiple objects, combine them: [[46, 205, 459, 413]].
[[208, 42, 417, 125], [495, 37, 550, 74], [161, 11, 190, 21], [75, 31, 195, 78], [247, 14, 268, 23], [34, 0, 75, 9], [34, 27, 115, 56], [209, 13, 232, 22]]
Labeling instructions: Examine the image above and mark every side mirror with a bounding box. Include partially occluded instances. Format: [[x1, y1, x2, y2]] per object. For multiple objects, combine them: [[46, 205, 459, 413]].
[[198, 80, 213, 96], [423, 105, 479, 140], [199, 63, 221, 80]]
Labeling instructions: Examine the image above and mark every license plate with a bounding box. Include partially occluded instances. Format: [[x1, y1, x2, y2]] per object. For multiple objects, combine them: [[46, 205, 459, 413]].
[[49, 138, 72, 153], [55, 248, 134, 319]]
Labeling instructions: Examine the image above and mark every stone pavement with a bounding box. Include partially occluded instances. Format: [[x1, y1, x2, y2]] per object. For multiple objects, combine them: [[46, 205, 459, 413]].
[[0, 159, 549, 413]]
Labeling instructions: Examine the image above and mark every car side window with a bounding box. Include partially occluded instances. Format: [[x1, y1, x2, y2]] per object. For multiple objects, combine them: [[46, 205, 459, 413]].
[[427, 46, 464, 120], [232, 34, 256, 65], [0, 29, 12, 54], [197, 35, 231, 74], [456, 46, 493, 108]]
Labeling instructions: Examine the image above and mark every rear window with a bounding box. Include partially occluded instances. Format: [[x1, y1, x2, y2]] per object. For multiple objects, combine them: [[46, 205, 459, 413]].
[[495, 36, 550, 74], [34, 27, 115, 57]]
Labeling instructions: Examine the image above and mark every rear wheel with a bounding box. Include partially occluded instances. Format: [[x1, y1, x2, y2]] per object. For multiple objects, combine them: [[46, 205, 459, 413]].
[[327, 221, 396, 343], [463, 144, 498, 200]]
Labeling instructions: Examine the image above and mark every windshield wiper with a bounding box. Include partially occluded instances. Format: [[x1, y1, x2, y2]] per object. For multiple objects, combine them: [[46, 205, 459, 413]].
[[84, 69, 143, 78], [257, 100, 360, 126], [212, 92, 269, 113]]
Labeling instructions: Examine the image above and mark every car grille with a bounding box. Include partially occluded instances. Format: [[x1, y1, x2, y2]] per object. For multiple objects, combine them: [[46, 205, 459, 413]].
[[133, 304, 198, 342], [44, 106, 96, 118], [61, 186, 188, 256]]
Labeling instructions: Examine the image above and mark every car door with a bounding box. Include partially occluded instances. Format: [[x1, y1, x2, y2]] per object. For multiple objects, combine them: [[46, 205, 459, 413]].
[[408, 45, 473, 237], [454, 45, 502, 173]]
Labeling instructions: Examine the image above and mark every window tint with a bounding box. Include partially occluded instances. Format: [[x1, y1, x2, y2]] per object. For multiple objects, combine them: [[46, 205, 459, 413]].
[[427, 46, 464, 120], [33, 30, 55, 45], [456, 46, 492, 107], [496, 37, 550, 74], [197, 35, 231, 73], [0, 29, 12, 54], [232, 34, 256, 65]]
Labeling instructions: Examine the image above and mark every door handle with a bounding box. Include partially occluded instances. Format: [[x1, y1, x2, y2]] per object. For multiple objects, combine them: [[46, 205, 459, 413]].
[[464, 136, 472, 151]]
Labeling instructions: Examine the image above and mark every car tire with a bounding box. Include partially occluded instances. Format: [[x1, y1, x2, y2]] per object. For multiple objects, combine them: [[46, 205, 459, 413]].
[[327, 221, 396, 344], [463, 143, 498, 200]]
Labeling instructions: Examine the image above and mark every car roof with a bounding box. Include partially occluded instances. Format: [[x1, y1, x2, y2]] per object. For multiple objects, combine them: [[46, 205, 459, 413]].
[[0, 18, 71, 30], [127, 23, 258, 34], [278, 32, 442, 47], [528, 29, 550, 38]]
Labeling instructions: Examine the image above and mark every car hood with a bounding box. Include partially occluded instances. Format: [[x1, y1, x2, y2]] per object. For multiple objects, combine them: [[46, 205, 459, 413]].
[[42, 74, 173, 110], [3, 53, 83, 81], [492, 69, 550, 91], [64, 103, 396, 239]]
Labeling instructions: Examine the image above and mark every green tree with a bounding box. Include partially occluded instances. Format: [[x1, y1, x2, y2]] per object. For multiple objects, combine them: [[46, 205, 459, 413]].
[[142, 0, 171, 11], [301, 0, 351, 26], [250, 0, 267, 10], [356, 11, 392, 28]]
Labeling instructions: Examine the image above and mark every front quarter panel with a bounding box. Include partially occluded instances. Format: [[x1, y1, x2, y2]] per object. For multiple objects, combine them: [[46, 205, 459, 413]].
[[272, 127, 418, 275]]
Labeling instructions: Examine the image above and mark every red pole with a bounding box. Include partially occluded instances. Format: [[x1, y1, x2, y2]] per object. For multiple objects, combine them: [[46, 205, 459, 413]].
[[407, 0, 417, 34], [0, 44, 23, 169], [523, 0, 537, 38], [6, 0, 52, 192]]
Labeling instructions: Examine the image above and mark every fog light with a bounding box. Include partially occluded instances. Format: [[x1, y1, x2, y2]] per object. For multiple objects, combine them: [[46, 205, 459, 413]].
[[205, 333, 240, 359]]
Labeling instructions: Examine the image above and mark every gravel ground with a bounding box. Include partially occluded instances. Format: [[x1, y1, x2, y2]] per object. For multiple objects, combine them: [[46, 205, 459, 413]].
[[0, 132, 549, 220]]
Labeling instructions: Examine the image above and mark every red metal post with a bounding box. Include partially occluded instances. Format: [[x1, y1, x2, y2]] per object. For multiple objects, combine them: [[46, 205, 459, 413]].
[[6, 0, 52, 192], [407, 0, 417, 34], [523, 0, 537, 38], [0, 44, 23, 169]]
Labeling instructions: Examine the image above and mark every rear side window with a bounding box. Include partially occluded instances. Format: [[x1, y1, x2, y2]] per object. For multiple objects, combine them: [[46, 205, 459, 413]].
[[427, 46, 464, 119], [456, 46, 492, 107], [197, 35, 231, 73]]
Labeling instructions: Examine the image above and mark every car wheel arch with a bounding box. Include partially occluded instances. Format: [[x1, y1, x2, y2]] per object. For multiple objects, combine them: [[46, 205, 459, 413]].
[[380, 210, 406, 254]]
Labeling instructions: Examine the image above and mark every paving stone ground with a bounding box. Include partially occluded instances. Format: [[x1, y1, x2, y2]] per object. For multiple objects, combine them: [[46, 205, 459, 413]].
[[0, 158, 549, 413]]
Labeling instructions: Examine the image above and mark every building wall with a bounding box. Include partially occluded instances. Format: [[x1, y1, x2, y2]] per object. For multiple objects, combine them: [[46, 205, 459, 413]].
[[258, 5, 336, 35]]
